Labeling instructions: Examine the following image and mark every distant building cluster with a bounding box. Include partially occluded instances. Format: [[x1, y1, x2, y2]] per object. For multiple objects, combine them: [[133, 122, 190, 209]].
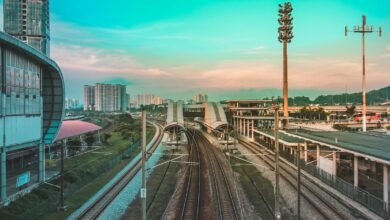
[[133, 94, 164, 108], [65, 98, 80, 109], [4, 0, 50, 55], [194, 94, 208, 103], [84, 83, 128, 112]]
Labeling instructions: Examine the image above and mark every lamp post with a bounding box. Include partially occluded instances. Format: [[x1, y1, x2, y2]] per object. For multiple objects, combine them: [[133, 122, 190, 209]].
[[278, 2, 293, 129], [345, 16, 382, 132], [141, 106, 147, 220], [273, 99, 281, 220]]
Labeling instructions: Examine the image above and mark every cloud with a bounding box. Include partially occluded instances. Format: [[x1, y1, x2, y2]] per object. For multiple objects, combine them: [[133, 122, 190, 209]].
[[101, 78, 136, 86], [243, 45, 265, 54], [48, 16, 389, 99]]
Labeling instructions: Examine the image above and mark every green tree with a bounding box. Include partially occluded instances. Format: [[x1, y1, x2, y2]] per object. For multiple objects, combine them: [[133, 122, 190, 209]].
[[345, 105, 356, 117]]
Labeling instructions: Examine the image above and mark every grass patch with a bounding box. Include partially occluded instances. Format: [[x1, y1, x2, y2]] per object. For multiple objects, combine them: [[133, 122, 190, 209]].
[[0, 115, 156, 220]]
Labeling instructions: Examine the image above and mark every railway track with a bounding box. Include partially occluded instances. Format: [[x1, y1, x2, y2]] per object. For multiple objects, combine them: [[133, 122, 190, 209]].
[[179, 130, 201, 220], [76, 122, 164, 220], [160, 129, 202, 220], [239, 139, 370, 220], [194, 130, 240, 220]]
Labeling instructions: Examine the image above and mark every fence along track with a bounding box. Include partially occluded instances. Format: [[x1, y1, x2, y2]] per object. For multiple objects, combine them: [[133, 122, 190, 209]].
[[77, 123, 164, 220], [240, 139, 365, 220]]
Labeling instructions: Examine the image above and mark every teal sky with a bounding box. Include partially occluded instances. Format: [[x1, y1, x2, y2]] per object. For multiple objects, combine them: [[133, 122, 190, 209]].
[[2, 0, 390, 102]]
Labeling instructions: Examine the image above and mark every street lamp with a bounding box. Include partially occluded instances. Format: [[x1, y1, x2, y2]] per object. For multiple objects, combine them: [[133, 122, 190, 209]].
[[345, 16, 382, 132], [278, 2, 294, 129]]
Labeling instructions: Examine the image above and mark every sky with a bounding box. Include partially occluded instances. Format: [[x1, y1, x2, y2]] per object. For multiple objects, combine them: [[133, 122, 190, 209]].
[[1, 0, 390, 102]]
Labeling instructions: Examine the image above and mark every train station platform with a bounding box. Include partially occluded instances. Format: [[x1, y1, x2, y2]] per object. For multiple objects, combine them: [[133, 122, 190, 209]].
[[249, 128, 390, 217]]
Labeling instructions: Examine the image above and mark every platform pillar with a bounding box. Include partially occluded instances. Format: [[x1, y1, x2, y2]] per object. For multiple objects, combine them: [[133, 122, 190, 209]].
[[354, 155, 359, 187], [304, 142, 308, 162], [1, 147, 6, 203], [239, 119, 242, 135], [251, 120, 254, 139], [384, 164, 388, 204], [39, 142, 45, 182], [332, 151, 337, 176], [247, 119, 250, 138], [316, 144, 320, 167]]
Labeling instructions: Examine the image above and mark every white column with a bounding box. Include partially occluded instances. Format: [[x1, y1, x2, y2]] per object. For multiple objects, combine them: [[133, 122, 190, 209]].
[[384, 164, 388, 204], [247, 119, 250, 138], [251, 120, 254, 139], [332, 151, 337, 176], [239, 119, 242, 135], [316, 144, 320, 167], [354, 155, 359, 187], [244, 120, 247, 137], [304, 142, 308, 162]]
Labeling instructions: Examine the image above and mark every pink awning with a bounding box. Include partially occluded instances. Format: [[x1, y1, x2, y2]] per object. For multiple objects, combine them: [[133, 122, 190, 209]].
[[55, 120, 102, 141]]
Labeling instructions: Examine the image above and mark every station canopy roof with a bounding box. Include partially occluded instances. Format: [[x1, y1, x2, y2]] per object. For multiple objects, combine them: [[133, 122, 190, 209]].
[[55, 120, 102, 141], [286, 130, 390, 163]]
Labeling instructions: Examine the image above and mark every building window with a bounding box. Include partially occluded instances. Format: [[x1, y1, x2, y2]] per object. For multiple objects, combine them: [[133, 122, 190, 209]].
[[5, 50, 41, 115]]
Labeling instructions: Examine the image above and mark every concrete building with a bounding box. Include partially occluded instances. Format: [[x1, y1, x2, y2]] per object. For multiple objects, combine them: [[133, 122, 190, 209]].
[[194, 93, 208, 103], [94, 83, 127, 112], [126, 93, 131, 110], [83, 85, 95, 111], [65, 98, 79, 109], [133, 94, 163, 107], [0, 32, 64, 204], [153, 96, 164, 105], [4, 0, 50, 55]]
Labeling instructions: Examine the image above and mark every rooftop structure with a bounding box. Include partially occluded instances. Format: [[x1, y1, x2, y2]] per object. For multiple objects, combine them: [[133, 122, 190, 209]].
[[55, 120, 102, 141]]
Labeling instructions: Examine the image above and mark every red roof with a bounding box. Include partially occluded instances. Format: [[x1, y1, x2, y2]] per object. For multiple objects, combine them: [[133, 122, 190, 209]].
[[55, 120, 102, 141]]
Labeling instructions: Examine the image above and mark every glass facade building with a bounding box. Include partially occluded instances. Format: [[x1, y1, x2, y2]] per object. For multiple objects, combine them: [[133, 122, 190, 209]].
[[4, 0, 50, 56], [0, 32, 64, 205]]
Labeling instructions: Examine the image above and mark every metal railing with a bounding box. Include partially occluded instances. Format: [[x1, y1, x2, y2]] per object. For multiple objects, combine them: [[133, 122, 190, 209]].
[[254, 137, 389, 218]]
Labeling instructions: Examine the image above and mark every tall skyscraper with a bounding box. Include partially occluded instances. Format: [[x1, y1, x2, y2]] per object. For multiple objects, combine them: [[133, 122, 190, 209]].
[[4, 0, 50, 55]]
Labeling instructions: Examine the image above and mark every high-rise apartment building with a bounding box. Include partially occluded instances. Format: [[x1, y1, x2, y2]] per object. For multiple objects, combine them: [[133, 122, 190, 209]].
[[194, 94, 208, 103], [83, 85, 95, 111], [83, 84, 127, 112], [133, 94, 164, 107], [65, 98, 79, 109], [4, 0, 50, 55]]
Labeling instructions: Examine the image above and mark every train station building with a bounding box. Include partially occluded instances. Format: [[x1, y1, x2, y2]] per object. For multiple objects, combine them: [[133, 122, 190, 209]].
[[0, 32, 64, 205]]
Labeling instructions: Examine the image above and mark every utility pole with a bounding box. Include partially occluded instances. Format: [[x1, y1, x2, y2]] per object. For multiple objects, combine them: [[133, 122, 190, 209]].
[[278, 2, 294, 129], [345, 15, 382, 132], [141, 106, 147, 220], [59, 139, 66, 211], [273, 99, 281, 220], [297, 144, 301, 220]]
